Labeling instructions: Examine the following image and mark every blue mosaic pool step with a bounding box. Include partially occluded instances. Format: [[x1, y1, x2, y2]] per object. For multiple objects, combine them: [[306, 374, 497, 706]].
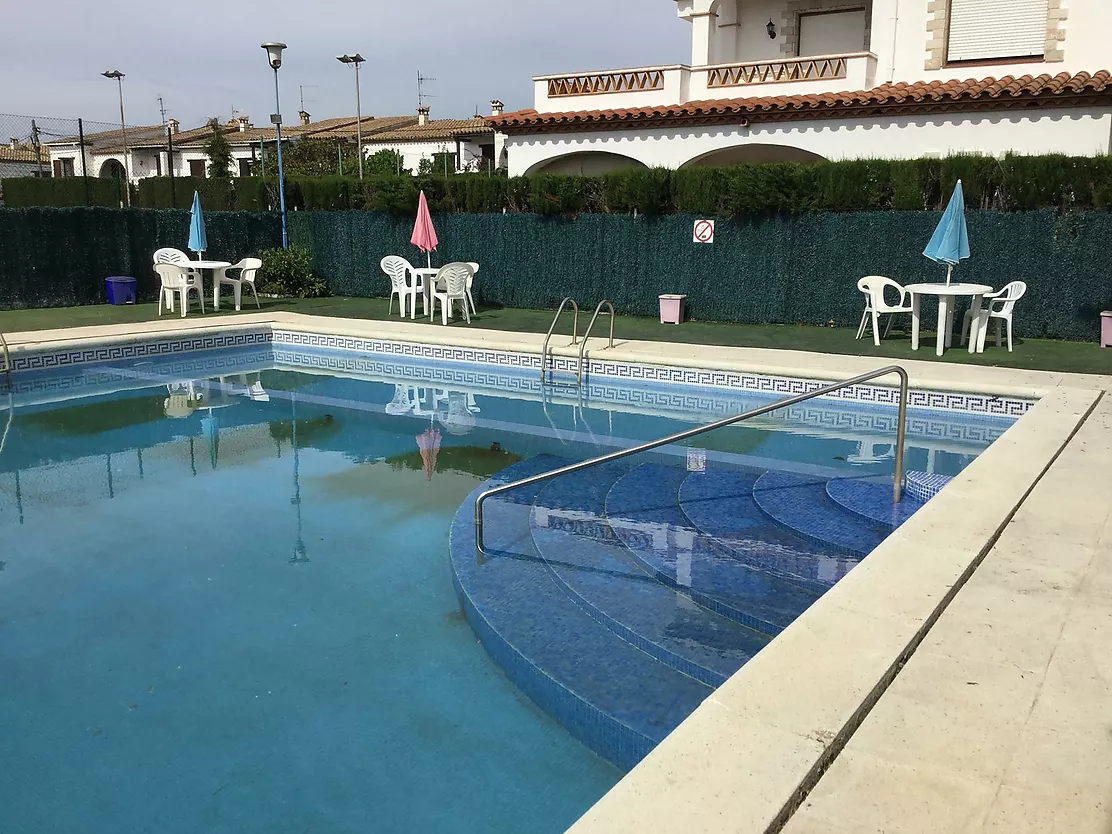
[[450, 456, 715, 771], [605, 463, 824, 635], [905, 470, 955, 502], [529, 463, 771, 687], [678, 467, 855, 591], [825, 476, 925, 529], [752, 471, 890, 557]]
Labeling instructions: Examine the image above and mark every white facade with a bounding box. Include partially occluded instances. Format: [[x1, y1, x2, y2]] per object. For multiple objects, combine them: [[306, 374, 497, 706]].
[[497, 0, 1112, 175], [361, 137, 493, 174]]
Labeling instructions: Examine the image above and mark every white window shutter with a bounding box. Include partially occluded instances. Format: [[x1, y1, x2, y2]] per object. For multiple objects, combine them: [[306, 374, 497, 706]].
[[947, 0, 1048, 63]]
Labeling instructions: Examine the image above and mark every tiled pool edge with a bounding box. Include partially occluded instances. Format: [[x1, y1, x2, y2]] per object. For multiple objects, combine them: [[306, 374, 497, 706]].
[[563, 386, 1102, 834]]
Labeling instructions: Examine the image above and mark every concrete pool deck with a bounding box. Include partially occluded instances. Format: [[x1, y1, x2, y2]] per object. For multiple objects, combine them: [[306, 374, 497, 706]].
[[5, 312, 1112, 834]]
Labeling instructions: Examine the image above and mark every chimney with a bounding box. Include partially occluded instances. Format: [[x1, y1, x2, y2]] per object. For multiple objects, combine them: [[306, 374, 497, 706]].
[[168, 118, 179, 134], [417, 106, 430, 127], [9, 137, 17, 150], [298, 110, 311, 126], [490, 99, 504, 117], [238, 116, 251, 132]]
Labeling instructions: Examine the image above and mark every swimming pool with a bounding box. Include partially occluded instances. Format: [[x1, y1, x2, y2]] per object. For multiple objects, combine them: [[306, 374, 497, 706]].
[[0, 341, 1019, 832]]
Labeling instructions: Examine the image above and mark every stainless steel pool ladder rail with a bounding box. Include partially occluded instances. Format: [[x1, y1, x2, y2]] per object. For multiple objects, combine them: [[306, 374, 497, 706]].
[[576, 300, 615, 385], [476, 364, 910, 560], [0, 330, 11, 388], [540, 297, 580, 381]]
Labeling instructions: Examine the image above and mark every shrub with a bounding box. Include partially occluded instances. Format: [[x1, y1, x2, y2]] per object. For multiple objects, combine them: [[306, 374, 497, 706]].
[[257, 244, 328, 297]]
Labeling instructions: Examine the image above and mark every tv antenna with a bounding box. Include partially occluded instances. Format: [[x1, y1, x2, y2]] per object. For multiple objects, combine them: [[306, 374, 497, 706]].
[[299, 84, 319, 112], [417, 71, 436, 108], [158, 96, 168, 126]]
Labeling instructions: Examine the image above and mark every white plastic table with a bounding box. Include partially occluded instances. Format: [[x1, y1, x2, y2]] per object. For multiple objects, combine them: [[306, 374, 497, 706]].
[[907, 282, 993, 357], [415, 267, 441, 320], [189, 260, 233, 309]]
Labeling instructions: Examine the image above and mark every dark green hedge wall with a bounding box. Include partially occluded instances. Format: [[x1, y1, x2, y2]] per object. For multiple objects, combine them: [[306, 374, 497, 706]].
[[0, 207, 280, 308], [2, 177, 123, 208], [9, 153, 1112, 215], [290, 209, 1112, 341]]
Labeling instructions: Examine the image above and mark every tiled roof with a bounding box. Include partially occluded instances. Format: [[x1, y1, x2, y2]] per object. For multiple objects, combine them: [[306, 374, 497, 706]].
[[0, 144, 45, 164], [490, 71, 1112, 133], [364, 117, 495, 144], [47, 124, 166, 148]]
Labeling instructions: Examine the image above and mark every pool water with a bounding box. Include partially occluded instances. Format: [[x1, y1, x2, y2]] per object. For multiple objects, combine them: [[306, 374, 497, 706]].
[[0, 353, 1012, 833]]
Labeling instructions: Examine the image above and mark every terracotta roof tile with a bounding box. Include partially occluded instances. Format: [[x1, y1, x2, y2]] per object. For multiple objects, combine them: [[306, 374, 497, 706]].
[[364, 117, 495, 144], [0, 143, 45, 164], [490, 72, 1112, 133]]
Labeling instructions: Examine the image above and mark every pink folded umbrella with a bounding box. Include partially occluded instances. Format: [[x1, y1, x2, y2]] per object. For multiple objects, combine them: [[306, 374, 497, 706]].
[[410, 190, 439, 269]]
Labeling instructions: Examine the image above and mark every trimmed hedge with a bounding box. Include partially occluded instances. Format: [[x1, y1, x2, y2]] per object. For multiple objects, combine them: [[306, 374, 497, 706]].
[[8, 154, 1112, 216], [0, 207, 280, 308], [2, 176, 123, 208], [289, 208, 1112, 341]]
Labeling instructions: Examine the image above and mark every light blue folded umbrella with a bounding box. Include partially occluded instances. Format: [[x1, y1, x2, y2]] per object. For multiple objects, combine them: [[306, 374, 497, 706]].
[[188, 190, 208, 256], [923, 179, 970, 285]]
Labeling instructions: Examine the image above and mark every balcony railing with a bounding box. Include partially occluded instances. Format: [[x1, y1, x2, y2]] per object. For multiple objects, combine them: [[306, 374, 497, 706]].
[[532, 54, 877, 113], [706, 54, 852, 88], [547, 69, 667, 98]]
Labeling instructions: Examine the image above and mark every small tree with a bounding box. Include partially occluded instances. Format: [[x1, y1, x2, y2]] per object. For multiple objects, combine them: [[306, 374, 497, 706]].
[[366, 149, 410, 176], [202, 119, 233, 178], [418, 151, 457, 176]]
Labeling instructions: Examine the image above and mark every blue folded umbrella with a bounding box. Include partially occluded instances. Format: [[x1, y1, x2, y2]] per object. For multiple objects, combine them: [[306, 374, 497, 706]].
[[188, 191, 208, 256], [923, 180, 970, 284]]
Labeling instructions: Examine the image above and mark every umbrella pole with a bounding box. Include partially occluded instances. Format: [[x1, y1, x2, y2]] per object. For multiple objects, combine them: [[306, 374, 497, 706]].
[[427, 251, 431, 269], [945, 263, 953, 286]]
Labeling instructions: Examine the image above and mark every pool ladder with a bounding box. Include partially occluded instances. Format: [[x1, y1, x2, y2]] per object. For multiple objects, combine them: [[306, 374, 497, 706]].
[[540, 298, 615, 384], [0, 330, 11, 389]]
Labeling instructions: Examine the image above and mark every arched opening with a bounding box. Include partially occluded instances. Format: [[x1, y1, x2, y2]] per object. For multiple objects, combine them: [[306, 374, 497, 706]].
[[99, 158, 126, 179], [527, 151, 647, 176], [681, 144, 826, 168]]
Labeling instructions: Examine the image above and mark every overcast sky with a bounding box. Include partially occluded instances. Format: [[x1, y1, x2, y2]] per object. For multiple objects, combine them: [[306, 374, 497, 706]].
[[2, 0, 690, 131]]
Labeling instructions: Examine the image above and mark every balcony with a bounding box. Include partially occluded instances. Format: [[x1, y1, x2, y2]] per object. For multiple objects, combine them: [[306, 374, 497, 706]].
[[533, 53, 878, 114]]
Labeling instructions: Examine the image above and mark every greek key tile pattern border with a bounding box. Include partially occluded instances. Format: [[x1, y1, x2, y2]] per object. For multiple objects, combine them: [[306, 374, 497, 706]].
[[272, 331, 1035, 418], [9, 329, 272, 374]]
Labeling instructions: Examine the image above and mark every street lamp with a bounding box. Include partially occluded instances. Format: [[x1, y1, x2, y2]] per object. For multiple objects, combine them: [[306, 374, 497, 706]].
[[336, 53, 365, 180], [101, 70, 130, 206], [261, 42, 289, 248]]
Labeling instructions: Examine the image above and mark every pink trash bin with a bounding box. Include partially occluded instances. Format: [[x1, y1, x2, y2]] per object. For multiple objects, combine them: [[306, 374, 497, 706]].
[[659, 294, 686, 325], [1102, 311, 1112, 348]]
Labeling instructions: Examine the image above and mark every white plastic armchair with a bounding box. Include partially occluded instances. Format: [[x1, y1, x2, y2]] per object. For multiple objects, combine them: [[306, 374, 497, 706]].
[[155, 263, 205, 317], [431, 263, 473, 325], [154, 248, 201, 312], [464, 262, 479, 315], [381, 256, 423, 319], [216, 257, 262, 311], [961, 280, 1026, 352], [856, 276, 913, 347]]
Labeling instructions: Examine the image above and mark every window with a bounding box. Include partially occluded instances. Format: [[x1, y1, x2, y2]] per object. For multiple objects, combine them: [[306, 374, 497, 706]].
[[155, 155, 162, 177], [239, 158, 252, 176], [947, 0, 1047, 63], [53, 158, 75, 177], [797, 9, 867, 57], [189, 159, 206, 177]]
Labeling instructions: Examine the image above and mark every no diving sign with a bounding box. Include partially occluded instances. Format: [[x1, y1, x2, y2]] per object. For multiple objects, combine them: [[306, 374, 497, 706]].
[[693, 219, 715, 244]]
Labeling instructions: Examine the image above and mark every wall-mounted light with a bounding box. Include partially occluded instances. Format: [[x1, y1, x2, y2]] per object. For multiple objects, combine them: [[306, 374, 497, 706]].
[[766, 18, 777, 39]]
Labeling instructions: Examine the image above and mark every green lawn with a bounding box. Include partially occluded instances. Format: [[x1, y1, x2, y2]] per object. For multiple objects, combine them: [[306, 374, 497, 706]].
[[2, 297, 1109, 376]]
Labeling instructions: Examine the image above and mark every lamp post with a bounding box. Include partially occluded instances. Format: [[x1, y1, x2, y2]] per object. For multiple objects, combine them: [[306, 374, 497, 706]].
[[336, 53, 365, 179], [101, 70, 130, 206], [261, 42, 289, 248]]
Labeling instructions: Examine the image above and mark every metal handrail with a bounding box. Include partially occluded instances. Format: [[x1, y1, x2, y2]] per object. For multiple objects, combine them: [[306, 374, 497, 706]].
[[476, 365, 909, 559], [540, 297, 580, 381], [576, 300, 615, 384], [0, 330, 10, 388]]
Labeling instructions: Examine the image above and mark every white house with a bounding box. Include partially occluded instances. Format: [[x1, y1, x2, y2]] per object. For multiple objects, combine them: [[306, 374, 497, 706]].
[[0, 138, 49, 179], [490, 0, 1112, 175], [44, 113, 421, 183], [359, 104, 501, 173]]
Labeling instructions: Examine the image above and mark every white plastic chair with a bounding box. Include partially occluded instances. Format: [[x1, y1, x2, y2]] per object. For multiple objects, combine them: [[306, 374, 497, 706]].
[[381, 256, 424, 319], [385, 384, 418, 415], [430, 263, 473, 325], [464, 262, 479, 315], [961, 280, 1027, 352], [856, 276, 913, 347], [154, 248, 200, 312], [155, 263, 205, 317], [216, 258, 262, 311]]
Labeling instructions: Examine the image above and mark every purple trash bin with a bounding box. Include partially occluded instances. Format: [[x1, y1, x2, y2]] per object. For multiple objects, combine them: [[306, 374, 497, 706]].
[[105, 276, 137, 305]]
